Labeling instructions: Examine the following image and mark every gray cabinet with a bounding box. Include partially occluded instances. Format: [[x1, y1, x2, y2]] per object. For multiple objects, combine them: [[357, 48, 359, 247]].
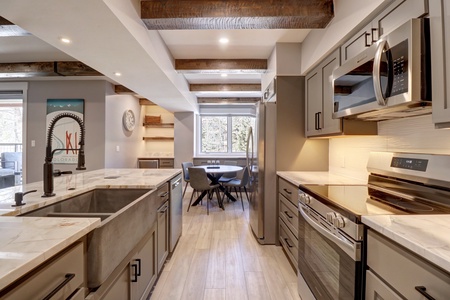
[[366, 229, 450, 299], [341, 0, 429, 64], [157, 200, 169, 273], [430, 1, 450, 128], [278, 177, 299, 268], [305, 49, 377, 137]]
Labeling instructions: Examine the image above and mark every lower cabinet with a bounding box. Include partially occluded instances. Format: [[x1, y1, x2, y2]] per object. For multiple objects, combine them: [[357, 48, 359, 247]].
[[0, 241, 85, 300], [278, 177, 299, 269], [366, 229, 450, 299], [157, 200, 169, 273]]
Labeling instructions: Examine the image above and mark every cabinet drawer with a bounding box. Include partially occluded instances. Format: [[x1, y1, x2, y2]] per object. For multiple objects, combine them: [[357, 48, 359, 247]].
[[278, 177, 297, 206], [155, 182, 170, 208], [279, 217, 298, 266], [279, 193, 299, 238], [2, 242, 84, 300], [367, 230, 450, 299], [159, 159, 174, 168]]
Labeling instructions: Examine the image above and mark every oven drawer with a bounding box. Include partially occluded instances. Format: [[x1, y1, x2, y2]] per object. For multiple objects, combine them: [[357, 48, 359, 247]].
[[279, 217, 298, 266], [279, 193, 298, 238], [367, 229, 450, 299], [278, 177, 297, 206]]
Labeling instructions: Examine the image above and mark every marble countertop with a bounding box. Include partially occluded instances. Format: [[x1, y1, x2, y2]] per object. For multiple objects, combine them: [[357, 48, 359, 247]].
[[0, 217, 100, 290], [362, 215, 450, 274], [0, 168, 181, 291], [277, 171, 366, 186], [0, 168, 181, 216]]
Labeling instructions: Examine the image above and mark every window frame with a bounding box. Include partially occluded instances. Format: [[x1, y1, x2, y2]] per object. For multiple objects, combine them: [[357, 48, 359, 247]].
[[196, 113, 255, 157]]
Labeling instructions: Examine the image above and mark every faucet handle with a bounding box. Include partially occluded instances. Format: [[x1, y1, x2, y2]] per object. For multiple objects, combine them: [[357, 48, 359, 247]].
[[12, 189, 37, 207], [53, 169, 73, 177]]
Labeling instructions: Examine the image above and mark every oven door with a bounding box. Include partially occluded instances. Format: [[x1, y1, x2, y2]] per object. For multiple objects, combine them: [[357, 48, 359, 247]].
[[298, 204, 363, 300]]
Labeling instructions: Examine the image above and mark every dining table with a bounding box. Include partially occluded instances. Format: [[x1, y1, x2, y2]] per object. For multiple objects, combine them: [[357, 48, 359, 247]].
[[190, 164, 243, 207]]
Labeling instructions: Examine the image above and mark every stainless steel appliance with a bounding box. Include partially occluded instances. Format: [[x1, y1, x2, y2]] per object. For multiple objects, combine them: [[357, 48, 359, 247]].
[[332, 18, 431, 121], [169, 174, 182, 252], [297, 152, 450, 300], [138, 159, 159, 169], [246, 101, 277, 244]]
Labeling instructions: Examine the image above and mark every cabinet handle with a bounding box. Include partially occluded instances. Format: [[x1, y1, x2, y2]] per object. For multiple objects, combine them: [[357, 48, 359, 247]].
[[160, 191, 169, 198], [371, 28, 378, 43], [283, 188, 292, 195], [284, 211, 293, 219], [314, 112, 319, 130], [317, 112, 322, 130], [42, 273, 75, 300], [415, 286, 436, 300], [136, 258, 142, 276], [131, 264, 138, 282], [364, 32, 371, 47], [284, 238, 293, 248], [158, 203, 169, 213]]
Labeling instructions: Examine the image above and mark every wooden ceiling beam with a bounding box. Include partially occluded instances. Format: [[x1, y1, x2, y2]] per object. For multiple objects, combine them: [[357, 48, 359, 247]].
[[190, 84, 261, 92], [0, 61, 102, 78], [141, 0, 334, 30], [175, 59, 267, 74]]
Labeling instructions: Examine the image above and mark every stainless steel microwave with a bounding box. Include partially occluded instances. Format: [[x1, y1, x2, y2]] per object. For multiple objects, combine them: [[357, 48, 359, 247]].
[[332, 18, 431, 121]]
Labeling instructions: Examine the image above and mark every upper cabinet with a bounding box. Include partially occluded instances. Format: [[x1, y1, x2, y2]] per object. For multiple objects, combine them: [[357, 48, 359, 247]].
[[305, 49, 378, 138], [341, 0, 429, 63], [430, 1, 450, 128]]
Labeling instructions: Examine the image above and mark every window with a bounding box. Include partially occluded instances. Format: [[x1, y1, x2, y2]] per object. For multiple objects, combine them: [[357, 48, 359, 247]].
[[199, 115, 255, 155]]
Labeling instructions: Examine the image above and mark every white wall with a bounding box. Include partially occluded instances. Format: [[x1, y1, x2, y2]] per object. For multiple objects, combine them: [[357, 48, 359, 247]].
[[329, 115, 450, 181], [174, 112, 195, 170], [105, 93, 144, 168]]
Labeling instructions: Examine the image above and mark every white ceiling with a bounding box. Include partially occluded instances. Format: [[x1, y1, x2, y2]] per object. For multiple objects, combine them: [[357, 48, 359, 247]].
[[0, 0, 312, 112]]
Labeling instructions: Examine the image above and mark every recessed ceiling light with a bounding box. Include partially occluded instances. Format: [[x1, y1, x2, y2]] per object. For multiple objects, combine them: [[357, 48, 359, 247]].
[[114, 72, 122, 77], [60, 37, 71, 44], [221, 73, 228, 77], [219, 38, 229, 44]]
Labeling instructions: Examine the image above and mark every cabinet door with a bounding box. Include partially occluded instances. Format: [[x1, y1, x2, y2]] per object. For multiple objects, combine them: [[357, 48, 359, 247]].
[[102, 265, 131, 300], [157, 201, 169, 273], [431, 0, 450, 127], [341, 23, 373, 63], [365, 270, 402, 300], [372, 0, 428, 38], [305, 67, 322, 136], [321, 49, 342, 135], [131, 225, 157, 300]]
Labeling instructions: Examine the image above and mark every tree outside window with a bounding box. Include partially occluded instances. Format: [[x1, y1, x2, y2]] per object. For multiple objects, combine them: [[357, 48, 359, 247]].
[[200, 115, 255, 155]]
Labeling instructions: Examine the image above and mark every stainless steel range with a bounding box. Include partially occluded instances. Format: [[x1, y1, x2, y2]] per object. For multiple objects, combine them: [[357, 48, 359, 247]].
[[297, 152, 450, 300]]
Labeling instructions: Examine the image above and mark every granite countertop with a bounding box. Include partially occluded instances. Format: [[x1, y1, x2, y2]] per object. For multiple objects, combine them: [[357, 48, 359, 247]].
[[0, 168, 181, 291], [362, 215, 450, 274], [277, 171, 366, 186]]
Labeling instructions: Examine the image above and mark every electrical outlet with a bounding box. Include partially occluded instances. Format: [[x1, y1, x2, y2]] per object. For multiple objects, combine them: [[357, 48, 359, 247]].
[[31, 140, 35, 147], [116, 146, 120, 152]]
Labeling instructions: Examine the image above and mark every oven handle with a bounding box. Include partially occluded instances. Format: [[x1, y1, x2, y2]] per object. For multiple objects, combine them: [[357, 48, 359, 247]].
[[373, 40, 387, 106], [299, 205, 360, 261]]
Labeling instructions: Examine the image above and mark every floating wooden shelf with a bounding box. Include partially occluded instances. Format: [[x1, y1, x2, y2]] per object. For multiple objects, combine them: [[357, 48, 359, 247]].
[[143, 123, 174, 128], [143, 137, 174, 141]]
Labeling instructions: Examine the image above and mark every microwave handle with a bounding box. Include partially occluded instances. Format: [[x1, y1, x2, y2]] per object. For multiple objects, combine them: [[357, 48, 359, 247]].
[[373, 40, 387, 106]]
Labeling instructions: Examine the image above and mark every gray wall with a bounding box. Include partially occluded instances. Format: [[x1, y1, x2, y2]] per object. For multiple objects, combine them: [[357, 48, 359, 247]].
[[26, 80, 107, 183], [174, 112, 195, 172]]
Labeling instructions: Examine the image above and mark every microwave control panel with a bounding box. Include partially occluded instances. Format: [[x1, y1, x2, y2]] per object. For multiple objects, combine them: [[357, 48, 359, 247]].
[[389, 39, 408, 96]]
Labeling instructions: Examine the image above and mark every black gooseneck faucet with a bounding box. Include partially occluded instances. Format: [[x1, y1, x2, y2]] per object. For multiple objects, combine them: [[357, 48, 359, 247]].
[[42, 112, 86, 197]]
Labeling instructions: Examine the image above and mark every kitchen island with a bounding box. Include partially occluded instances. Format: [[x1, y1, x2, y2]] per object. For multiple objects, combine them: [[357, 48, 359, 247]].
[[0, 168, 181, 297]]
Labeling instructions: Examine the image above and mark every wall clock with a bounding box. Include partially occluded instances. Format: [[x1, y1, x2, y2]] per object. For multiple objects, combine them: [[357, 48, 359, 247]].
[[122, 109, 136, 131]]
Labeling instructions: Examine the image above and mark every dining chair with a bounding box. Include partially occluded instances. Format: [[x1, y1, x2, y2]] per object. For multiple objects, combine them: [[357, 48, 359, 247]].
[[181, 162, 193, 198], [218, 160, 238, 183], [187, 167, 222, 215], [221, 166, 250, 211]]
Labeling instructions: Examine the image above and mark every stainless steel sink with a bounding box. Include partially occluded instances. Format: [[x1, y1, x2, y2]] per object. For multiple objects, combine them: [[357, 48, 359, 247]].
[[20, 188, 156, 288]]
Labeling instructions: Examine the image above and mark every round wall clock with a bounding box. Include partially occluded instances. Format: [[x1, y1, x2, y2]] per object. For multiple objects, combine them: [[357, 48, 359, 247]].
[[122, 109, 136, 131]]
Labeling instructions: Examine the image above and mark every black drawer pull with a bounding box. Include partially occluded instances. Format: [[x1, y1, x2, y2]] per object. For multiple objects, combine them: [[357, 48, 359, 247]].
[[160, 191, 169, 198], [284, 211, 293, 219], [415, 286, 436, 300], [284, 238, 293, 248], [136, 258, 142, 276], [283, 188, 292, 195], [131, 264, 138, 282], [42, 273, 75, 300]]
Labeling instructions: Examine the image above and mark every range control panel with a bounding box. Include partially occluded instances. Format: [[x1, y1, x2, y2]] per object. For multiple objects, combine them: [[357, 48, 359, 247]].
[[390, 157, 428, 172]]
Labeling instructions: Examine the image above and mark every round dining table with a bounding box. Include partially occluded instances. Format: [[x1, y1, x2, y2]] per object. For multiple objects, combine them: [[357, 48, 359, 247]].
[[190, 164, 243, 206]]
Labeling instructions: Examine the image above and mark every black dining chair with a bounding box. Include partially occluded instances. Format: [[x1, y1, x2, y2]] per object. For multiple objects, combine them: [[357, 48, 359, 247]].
[[181, 162, 193, 198], [221, 166, 250, 211], [187, 167, 222, 215]]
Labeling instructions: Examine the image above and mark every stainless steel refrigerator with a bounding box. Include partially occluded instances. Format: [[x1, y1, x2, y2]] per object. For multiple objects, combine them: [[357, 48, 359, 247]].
[[247, 101, 277, 244], [246, 76, 329, 245]]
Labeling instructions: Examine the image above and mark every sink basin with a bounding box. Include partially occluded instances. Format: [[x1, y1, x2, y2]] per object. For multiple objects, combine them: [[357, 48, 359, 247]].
[[20, 188, 156, 288]]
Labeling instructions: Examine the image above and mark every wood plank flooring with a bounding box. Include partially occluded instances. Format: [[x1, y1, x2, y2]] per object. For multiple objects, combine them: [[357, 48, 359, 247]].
[[150, 188, 301, 300]]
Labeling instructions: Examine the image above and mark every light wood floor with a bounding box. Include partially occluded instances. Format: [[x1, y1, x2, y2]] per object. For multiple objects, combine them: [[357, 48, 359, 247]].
[[150, 188, 301, 300]]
